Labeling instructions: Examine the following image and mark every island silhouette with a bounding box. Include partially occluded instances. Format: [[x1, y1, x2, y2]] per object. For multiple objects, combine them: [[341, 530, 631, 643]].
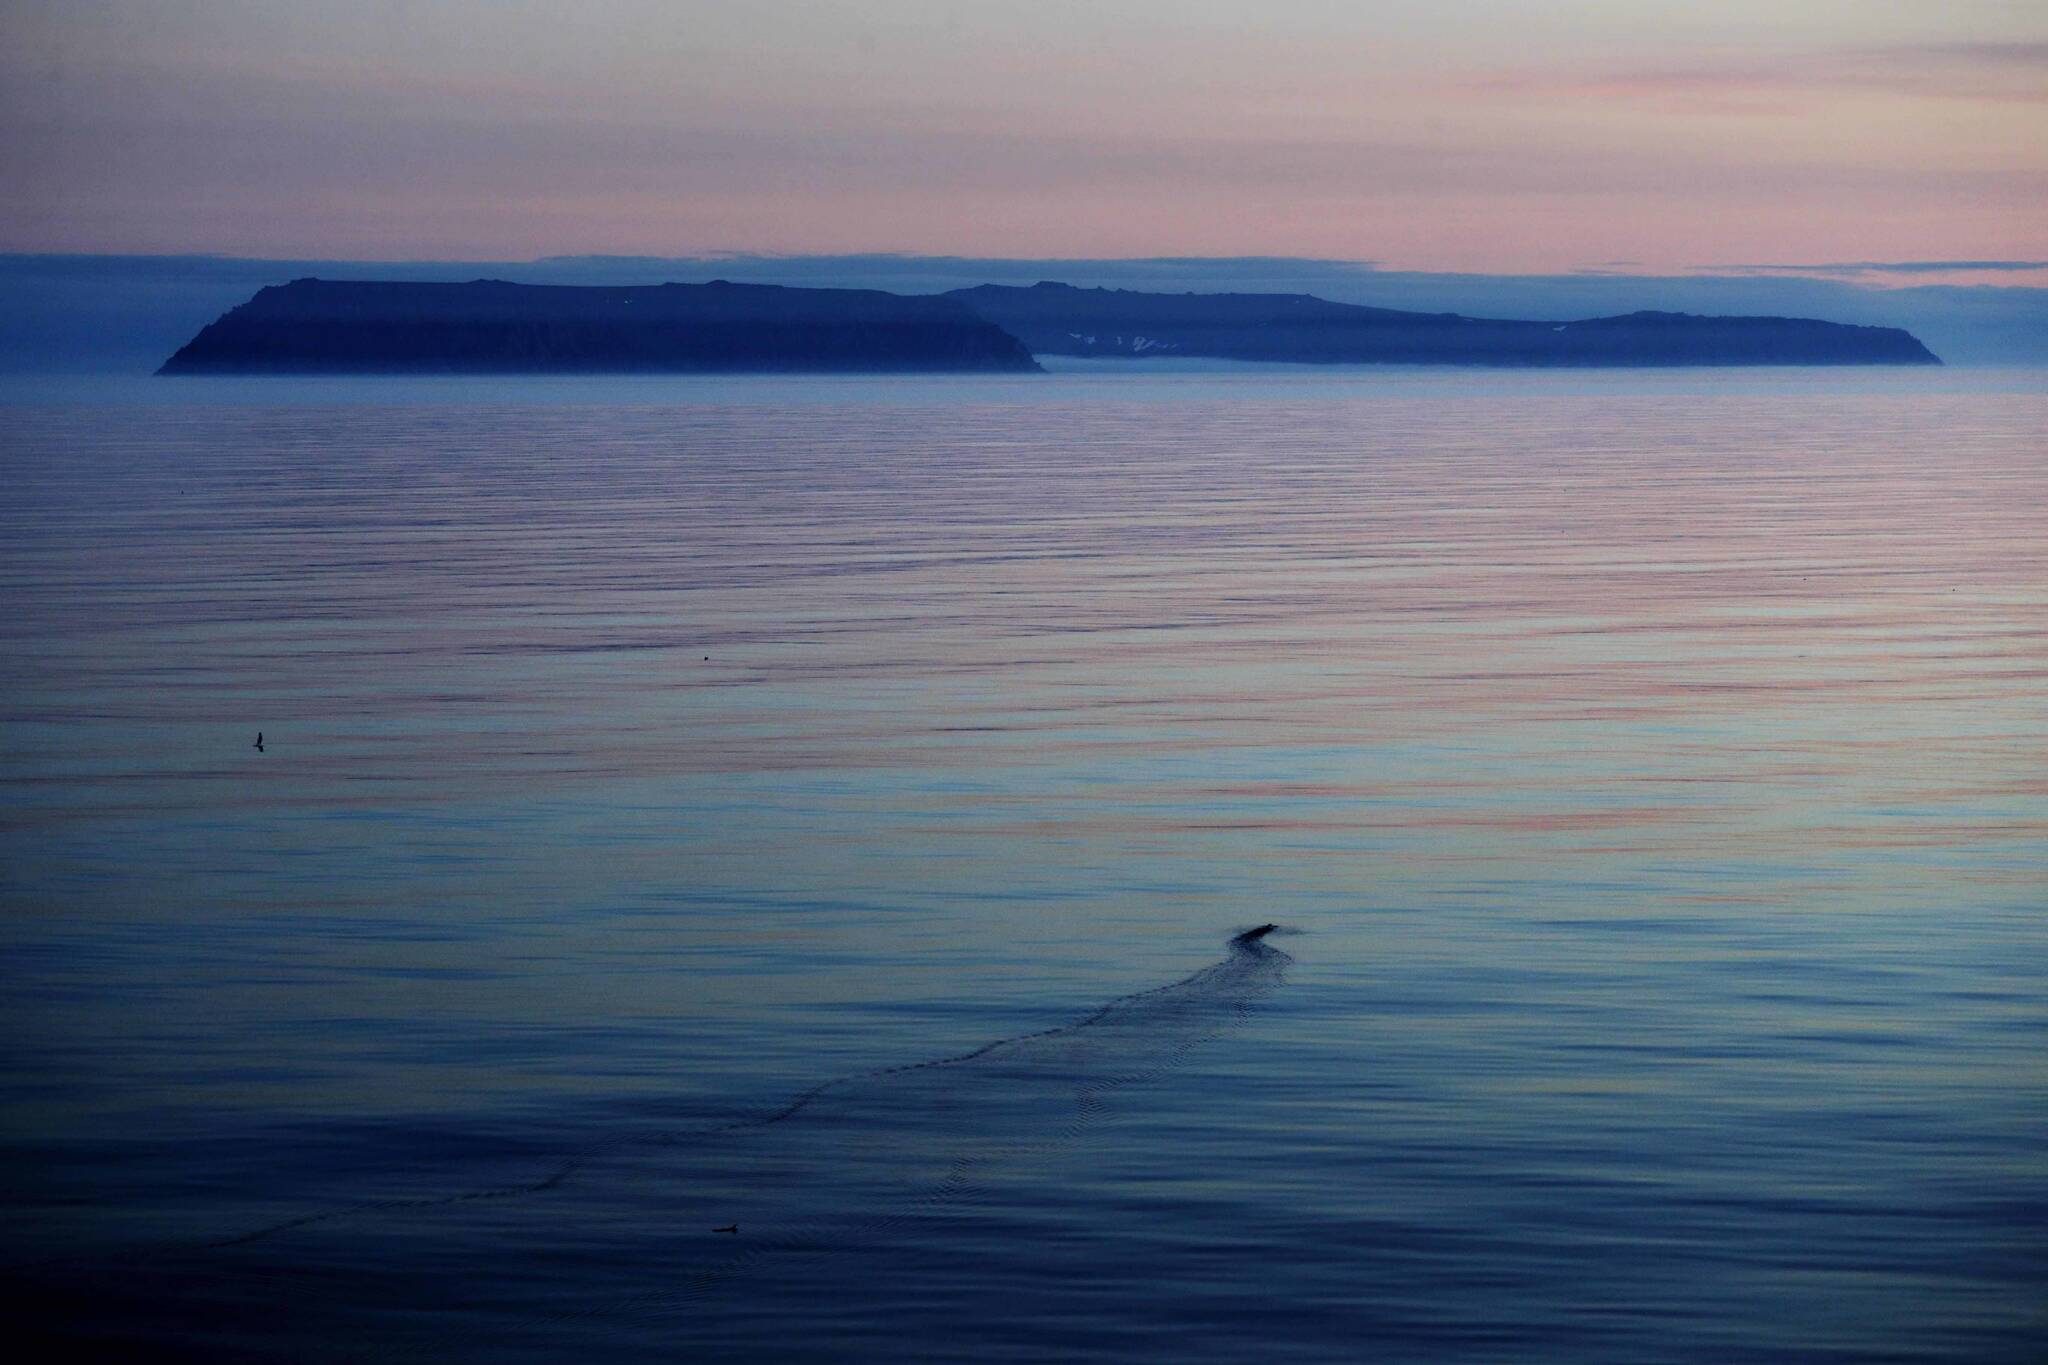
[[158, 277, 1940, 373], [158, 278, 1040, 374], [949, 281, 1940, 366]]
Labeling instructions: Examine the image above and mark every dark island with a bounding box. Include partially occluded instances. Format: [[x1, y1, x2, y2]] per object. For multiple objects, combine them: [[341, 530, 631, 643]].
[[948, 282, 1941, 366], [158, 276, 1941, 374], [158, 278, 1041, 374]]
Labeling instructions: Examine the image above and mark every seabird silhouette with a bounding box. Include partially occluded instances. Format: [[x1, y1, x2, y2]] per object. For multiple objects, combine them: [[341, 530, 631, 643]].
[[254, 732, 264, 753]]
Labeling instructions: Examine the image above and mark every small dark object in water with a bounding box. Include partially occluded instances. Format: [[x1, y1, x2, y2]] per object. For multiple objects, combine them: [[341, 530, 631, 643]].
[[253, 732, 264, 753], [712, 1224, 738, 1234]]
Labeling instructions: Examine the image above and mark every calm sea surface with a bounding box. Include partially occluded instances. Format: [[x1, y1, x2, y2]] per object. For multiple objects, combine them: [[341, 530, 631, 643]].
[[2, 372, 2044, 1362]]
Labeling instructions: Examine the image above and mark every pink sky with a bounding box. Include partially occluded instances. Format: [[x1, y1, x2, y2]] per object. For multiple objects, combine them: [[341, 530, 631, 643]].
[[3, 2, 2042, 279]]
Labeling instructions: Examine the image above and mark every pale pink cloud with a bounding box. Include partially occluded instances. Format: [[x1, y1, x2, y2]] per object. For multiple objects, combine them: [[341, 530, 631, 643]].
[[1467, 42, 2048, 112]]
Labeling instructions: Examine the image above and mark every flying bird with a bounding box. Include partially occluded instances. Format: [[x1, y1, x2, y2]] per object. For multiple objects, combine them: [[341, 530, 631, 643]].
[[254, 732, 264, 752]]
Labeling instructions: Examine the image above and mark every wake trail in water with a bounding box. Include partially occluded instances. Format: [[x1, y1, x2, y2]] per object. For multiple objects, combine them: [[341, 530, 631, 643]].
[[704, 922, 1288, 1135], [206, 925, 1291, 1262], [16, 928, 1292, 1361], [552, 923, 1293, 1329]]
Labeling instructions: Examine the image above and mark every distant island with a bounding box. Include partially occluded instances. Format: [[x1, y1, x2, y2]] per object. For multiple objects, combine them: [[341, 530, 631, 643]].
[[949, 282, 1941, 367], [158, 277, 1940, 374], [158, 278, 1041, 374]]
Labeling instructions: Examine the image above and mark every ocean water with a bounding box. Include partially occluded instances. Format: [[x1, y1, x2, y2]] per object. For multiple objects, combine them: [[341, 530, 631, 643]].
[[2, 372, 2043, 1363]]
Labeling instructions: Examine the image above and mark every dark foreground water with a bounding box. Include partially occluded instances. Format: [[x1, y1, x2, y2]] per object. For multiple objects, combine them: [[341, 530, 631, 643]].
[[2, 373, 2044, 1362]]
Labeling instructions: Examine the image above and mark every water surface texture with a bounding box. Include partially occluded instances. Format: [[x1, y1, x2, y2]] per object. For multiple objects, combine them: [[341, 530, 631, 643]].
[[2, 376, 2044, 1362]]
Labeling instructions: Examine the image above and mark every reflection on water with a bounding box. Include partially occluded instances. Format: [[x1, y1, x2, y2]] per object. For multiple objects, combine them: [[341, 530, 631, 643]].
[[1, 379, 2044, 1362]]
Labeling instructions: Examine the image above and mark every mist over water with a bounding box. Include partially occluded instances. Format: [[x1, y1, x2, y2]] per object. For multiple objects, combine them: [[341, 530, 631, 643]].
[[1, 375, 2043, 1361]]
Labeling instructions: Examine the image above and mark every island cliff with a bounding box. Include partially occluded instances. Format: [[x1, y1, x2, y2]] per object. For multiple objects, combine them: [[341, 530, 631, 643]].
[[158, 279, 1041, 374], [947, 282, 1941, 366]]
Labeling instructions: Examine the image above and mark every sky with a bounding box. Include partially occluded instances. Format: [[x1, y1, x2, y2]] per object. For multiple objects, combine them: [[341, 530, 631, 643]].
[[3, 1, 2043, 280]]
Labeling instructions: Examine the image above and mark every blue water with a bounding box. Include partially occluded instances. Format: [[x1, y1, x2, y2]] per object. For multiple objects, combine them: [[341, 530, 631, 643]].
[[2, 373, 2044, 1362]]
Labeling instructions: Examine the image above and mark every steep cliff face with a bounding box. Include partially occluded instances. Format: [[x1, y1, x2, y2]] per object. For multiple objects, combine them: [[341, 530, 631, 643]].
[[159, 279, 1042, 374], [948, 282, 1941, 366]]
